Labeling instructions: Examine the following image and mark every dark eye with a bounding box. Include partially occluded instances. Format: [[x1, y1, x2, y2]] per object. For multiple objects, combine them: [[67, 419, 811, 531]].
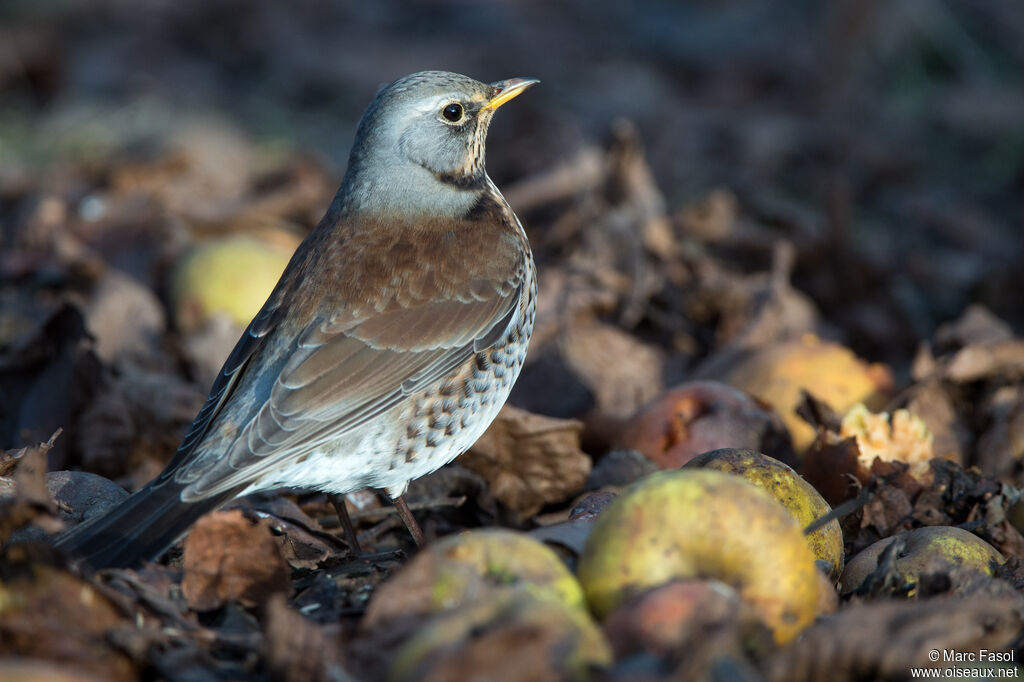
[[441, 102, 464, 122]]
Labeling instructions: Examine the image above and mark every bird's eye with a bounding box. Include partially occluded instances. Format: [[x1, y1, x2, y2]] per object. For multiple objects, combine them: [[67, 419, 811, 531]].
[[441, 102, 465, 123]]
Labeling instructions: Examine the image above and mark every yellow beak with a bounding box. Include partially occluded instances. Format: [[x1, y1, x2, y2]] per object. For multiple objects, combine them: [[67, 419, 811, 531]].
[[481, 77, 540, 111]]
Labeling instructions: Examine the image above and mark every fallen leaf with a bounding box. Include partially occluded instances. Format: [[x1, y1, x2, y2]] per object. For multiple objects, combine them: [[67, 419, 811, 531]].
[[98, 565, 193, 631], [181, 509, 291, 611], [0, 659, 108, 682], [82, 269, 166, 367], [0, 429, 63, 541], [461, 406, 590, 519], [975, 385, 1024, 479], [264, 594, 346, 682], [232, 496, 346, 570], [934, 304, 1014, 350], [0, 560, 135, 682], [676, 188, 739, 242], [860, 478, 914, 538], [562, 316, 664, 422], [75, 366, 205, 486], [945, 341, 1024, 383], [766, 598, 1024, 682], [900, 379, 965, 464]]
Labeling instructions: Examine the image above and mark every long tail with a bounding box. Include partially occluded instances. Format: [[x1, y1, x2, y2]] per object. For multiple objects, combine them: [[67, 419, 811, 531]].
[[52, 478, 235, 570]]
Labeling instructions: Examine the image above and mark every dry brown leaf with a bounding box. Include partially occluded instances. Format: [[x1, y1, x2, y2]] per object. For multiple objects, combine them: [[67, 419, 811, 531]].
[[860, 477, 915, 538], [901, 379, 964, 463], [233, 496, 345, 570], [766, 598, 1024, 682], [503, 146, 605, 214], [934, 304, 1014, 349], [801, 434, 862, 506], [562, 317, 664, 421], [97, 565, 193, 632], [945, 340, 1024, 383], [0, 562, 135, 682], [264, 594, 345, 682], [922, 305, 1024, 383], [110, 117, 256, 222], [719, 241, 819, 351], [76, 367, 204, 485], [529, 266, 618, 354], [461, 405, 590, 518], [975, 385, 1024, 479], [0, 429, 63, 540], [181, 509, 291, 611], [676, 188, 739, 242], [82, 270, 165, 367], [0, 659, 109, 682]]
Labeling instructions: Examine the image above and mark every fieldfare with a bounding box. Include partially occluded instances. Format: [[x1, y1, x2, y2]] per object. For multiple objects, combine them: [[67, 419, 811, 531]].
[[54, 71, 538, 568]]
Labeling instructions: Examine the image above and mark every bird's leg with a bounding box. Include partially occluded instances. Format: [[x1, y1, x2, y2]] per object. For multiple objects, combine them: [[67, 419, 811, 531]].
[[329, 494, 362, 554], [391, 495, 425, 547]]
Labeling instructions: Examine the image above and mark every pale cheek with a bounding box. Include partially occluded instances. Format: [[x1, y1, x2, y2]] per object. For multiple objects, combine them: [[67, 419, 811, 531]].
[[435, 133, 473, 173]]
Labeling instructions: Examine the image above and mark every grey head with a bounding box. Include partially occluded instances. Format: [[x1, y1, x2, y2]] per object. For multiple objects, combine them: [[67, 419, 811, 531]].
[[337, 71, 539, 217]]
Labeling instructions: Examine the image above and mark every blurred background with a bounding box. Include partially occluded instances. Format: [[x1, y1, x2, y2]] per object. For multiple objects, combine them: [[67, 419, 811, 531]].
[[4, 1, 1022, 334], [2, 0, 1023, 462], [4, 6, 1024, 678]]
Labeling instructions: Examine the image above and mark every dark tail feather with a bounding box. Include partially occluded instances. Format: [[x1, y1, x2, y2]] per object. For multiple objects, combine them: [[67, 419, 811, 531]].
[[52, 479, 233, 570]]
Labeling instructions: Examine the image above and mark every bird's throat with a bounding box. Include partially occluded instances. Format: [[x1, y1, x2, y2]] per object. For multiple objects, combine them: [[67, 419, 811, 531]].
[[339, 162, 485, 219]]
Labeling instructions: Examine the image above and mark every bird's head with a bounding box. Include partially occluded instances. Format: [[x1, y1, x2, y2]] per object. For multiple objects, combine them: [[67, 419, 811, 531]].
[[340, 71, 538, 217]]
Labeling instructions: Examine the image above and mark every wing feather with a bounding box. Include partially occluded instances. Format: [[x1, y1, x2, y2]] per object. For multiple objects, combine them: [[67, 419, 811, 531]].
[[159, 302, 287, 484], [181, 279, 522, 498], [170, 201, 528, 500]]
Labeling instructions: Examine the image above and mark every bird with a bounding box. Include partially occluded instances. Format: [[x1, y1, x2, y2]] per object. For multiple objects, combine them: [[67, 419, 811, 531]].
[[54, 71, 539, 569]]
